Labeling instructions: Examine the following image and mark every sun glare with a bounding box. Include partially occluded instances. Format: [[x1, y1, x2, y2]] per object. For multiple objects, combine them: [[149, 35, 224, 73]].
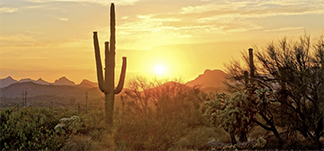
[[155, 65, 164, 75]]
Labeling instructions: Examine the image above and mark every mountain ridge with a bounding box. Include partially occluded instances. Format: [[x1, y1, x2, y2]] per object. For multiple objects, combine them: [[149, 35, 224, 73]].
[[0, 76, 97, 88], [0, 81, 103, 99], [0, 69, 227, 96]]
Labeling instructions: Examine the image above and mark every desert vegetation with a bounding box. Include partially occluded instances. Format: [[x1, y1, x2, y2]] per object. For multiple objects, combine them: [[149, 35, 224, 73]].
[[223, 33, 324, 149], [0, 2, 322, 149], [1, 51, 323, 150], [0, 77, 265, 150]]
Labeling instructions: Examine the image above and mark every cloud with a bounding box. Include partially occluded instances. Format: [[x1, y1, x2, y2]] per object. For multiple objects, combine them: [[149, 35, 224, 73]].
[[24, 4, 49, 9], [24, 0, 140, 5], [171, 0, 323, 34], [180, 0, 324, 17], [180, 2, 247, 14], [264, 27, 305, 32], [59, 17, 69, 21], [0, 7, 18, 13], [0, 33, 76, 48]]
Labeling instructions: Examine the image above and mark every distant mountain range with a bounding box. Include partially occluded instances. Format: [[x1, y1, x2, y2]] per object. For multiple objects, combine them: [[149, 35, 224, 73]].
[[0, 82, 102, 98], [0, 76, 97, 88], [0, 69, 227, 99]]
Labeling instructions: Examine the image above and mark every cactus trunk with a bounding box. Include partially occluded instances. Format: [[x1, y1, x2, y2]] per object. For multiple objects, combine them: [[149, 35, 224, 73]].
[[93, 3, 127, 130]]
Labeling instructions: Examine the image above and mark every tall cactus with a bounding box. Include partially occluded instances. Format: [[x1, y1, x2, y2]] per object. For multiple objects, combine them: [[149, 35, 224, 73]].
[[93, 3, 127, 128]]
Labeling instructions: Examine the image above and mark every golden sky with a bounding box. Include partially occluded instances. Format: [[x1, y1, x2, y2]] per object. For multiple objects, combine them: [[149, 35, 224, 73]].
[[0, 0, 323, 85]]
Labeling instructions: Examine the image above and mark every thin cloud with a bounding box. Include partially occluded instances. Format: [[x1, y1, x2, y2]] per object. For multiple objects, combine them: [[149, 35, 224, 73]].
[[264, 27, 305, 32], [0, 7, 18, 13], [59, 17, 69, 21], [180, 2, 247, 14], [180, 0, 324, 16], [24, 0, 140, 5]]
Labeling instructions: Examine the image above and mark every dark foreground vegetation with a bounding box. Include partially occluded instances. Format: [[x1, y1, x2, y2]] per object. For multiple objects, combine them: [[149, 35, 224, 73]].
[[1, 34, 323, 150], [0, 81, 240, 150]]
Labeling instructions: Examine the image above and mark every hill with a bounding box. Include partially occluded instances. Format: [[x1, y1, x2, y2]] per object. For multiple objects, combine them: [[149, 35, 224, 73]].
[[35, 78, 51, 85], [77, 79, 98, 88], [186, 69, 227, 93], [53, 77, 76, 86]]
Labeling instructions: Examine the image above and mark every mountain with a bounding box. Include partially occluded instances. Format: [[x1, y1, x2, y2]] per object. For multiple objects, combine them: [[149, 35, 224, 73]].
[[53, 77, 75, 86], [35, 78, 51, 85], [0, 82, 102, 99], [0, 76, 18, 88], [18, 78, 51, 85], [77, 79, 97, 88], [186, 69, 227, 92], [18, 78, 34, 83]]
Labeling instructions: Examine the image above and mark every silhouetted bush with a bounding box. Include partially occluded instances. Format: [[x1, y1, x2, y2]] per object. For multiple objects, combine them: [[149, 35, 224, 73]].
[[112, 78, 212, 150], [225, 33, 324, 149]]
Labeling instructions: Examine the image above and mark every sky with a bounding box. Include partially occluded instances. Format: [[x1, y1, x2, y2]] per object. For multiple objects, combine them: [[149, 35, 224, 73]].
[[0, 0, 323, 85]]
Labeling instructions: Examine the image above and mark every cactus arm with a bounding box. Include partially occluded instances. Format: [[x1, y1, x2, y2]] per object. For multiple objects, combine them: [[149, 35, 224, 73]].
[[110, 3, 116, 54], [110, 3, 116, 70], [115, 57, 127, 94], [93, 32, 106, 93], [109, 3, 117, 94]]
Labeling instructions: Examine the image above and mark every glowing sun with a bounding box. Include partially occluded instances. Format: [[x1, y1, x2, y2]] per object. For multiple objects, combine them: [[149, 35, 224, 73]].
[[155, 65, 164, 74]]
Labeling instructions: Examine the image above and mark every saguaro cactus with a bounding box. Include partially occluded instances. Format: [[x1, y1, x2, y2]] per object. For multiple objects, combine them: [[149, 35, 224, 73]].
[[248, 48, 254, 84], [244, 71, 249, 85], [93, 3, 127, 128]]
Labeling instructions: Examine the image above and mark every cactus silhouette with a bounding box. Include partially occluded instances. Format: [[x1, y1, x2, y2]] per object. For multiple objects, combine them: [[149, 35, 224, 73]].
[[93, 3, 127, 129], [248, 48, 254, 84]]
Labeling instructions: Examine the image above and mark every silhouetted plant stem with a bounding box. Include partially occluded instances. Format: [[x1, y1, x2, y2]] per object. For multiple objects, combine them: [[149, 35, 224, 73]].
[[248, 48, 254, 84], [85, 92, 88, 114]]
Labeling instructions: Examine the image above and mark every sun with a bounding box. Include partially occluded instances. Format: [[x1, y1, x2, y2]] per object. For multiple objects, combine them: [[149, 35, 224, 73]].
[[155, 65, 164, 74]]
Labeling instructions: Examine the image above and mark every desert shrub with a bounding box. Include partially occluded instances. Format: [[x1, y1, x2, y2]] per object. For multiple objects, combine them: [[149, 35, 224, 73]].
[[56, 109, 118, 150], [112, 77, 215, 150], [77, 109, 106, 139], [62, 135, 101, 151], [0, 107, 76, 150], [114, 114, 188, 150], [172, 126, 216, 150], [203, 92, 252, 144], [248, 126, 269, 140], [225, 34, 324, 148], [213, 127, 232, 143], [54, 115, 83, 135]]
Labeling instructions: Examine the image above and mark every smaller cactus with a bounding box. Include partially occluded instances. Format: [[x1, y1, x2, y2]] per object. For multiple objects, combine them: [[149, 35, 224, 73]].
[[244, 71, 249, 85], [248, 48, 254, 84]]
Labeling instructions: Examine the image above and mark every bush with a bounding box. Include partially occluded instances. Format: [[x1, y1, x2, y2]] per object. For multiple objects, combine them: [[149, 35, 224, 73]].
[[112, 78, 213, 150], [77, 109, 106, 138], [113, 115, 188, 150], [62, 135, 101, 151], [172, 126, 216, 150], [0, 107, 76, 150]]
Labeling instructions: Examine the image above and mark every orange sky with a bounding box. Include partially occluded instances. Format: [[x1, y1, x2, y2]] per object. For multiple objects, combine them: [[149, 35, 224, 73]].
[[0, 0, 323, 85]]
